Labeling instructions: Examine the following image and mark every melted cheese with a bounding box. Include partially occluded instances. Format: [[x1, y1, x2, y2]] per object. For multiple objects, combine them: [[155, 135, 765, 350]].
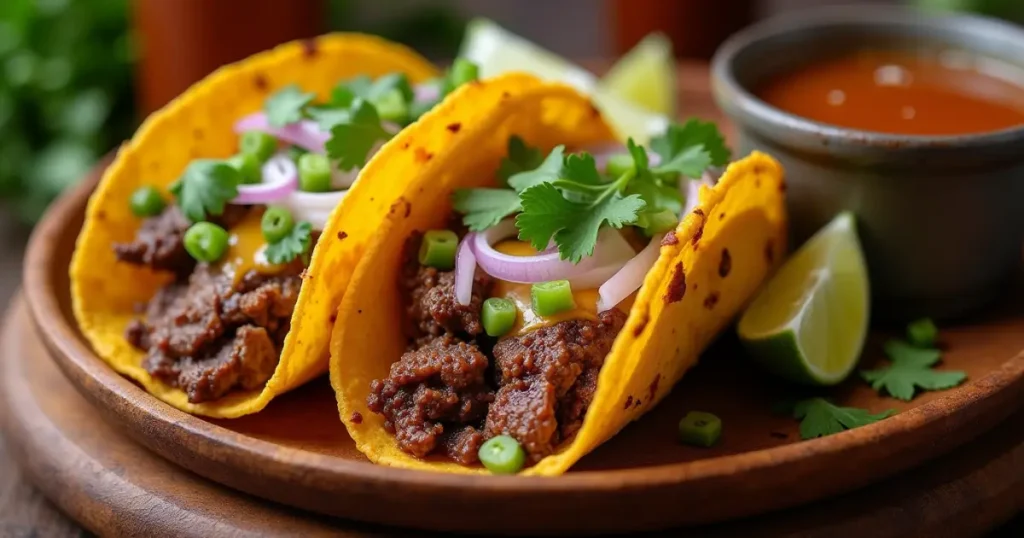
[[216, 208, 287, 285], [492, 240, 632, 337]]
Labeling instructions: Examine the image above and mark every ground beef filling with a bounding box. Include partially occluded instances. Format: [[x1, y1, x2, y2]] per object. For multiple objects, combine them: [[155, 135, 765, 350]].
[[368, 238, 626, 464], [118, 206, 302, 403]]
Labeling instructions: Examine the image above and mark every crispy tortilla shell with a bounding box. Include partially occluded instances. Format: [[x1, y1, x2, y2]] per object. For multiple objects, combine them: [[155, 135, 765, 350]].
[[70, 34, 439, 417], [328, 75, 788, 474]]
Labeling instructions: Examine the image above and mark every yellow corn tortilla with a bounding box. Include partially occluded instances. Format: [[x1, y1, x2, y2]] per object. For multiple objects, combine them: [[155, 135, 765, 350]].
[[328, 75, 788, 474], [70, 34, 439, 418]]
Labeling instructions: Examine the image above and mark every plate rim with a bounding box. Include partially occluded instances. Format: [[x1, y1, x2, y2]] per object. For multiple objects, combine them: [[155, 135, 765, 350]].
[[24, 159, 1024, 530]]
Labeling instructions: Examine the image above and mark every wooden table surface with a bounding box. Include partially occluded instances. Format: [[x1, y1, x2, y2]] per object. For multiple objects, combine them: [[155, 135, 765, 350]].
[[1, 62, 1020, 537]]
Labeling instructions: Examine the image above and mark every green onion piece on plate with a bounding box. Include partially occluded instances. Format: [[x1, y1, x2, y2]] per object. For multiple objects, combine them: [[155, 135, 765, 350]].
[[531, 280, 575, 317], [129, 186, 166, 217], [906, 318, 938, 348], [261, 206, 295, 243], [183, 222, 230, 263], [240, 130, 278, 163], [418, 230, 458, 270], [478, 435, 526, 475], [678, 411, 722, 448], [298, 153, 332, 192], [482, 297, 517, 337]]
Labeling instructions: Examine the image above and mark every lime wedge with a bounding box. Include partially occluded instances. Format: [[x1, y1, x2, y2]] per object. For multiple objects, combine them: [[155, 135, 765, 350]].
[[738, 212, 870, 386], [598, 33, 676, 116], [459, 18, 668, 144]]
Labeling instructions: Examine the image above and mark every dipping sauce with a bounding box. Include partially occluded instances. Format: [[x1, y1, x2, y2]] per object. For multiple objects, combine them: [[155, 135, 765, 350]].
[[757, 49, 1024, 135]]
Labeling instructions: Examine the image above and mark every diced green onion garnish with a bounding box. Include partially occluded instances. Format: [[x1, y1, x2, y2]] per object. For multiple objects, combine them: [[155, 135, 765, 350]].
[[445, 58, 479, 94], [418, 230, 458, 270], [531, 280, 575, 317], [129, 186, 166, 217], [227, 153, 262, 185], [907, 318, 938, 348], [297, 152, 332, 192], [183, 222, 230, 263], [261, 206, 295, 243], [482, 298, 517, 337], [372, 88, 409, 124], [604, 153, 635, 177], [478, 435, 526, 475], [240, 131, 277, 163], [678, 411, 722, 448], [639, 209, 678, 236]]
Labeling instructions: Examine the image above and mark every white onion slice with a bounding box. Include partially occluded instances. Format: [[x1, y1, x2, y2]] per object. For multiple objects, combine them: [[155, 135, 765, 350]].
[[453, 235, 477, 306], [596, 233, 666, 313], [681, 172, 717, 216], [471, 220, 602, 283], [234, 112, 328, 153], [279, 189, 346, 231], [232, 155, 298, 205], [414, 82, 440, 104]]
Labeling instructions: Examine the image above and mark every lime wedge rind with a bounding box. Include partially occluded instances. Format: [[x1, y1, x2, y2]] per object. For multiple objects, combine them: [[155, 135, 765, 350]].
[[738, 212, 869, 386], [598, 32, 677, 117]]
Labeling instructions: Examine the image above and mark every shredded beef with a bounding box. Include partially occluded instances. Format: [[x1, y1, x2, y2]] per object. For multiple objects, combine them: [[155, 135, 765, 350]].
[[486, 310, 626, 461], [367, 335, 493, 461], [114, 205, 249, 276]]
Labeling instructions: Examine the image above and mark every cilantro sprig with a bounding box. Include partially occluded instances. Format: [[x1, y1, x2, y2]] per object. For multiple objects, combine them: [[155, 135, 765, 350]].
[[785, 398, 895, 440], [265, 220, 313, 265], [452, 121, 728, 263], [861, 340, 967, 401], [169, 159, 240, 222]]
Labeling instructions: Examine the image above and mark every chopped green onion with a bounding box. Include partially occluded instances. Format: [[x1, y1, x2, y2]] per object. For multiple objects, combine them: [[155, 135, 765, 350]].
[[478, 435, 526, 475], [482, 298, 517, 337], [129, 186, 166, 217], [372, 88, 409, 124], [907, 318, 938, 348], [444, 58, 479, 94], [418, 229, 458, 270], [261, 206, 295, 243], [183, 222, 230, 263], [604, 153, 635, 177], [227, 153, 262, 185], [678, 411, 722, 448], [298, 152, 332, 192], [639, 210, 678, 236], [286, 145, 309, 162], [240, 131, 277, 163], [531, 280, 576, 317]]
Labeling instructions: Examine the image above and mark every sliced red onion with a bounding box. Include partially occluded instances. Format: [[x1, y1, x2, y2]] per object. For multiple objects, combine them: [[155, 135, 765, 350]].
[[231, 155, 298, 205], [472, 220, 602, 283], [279, 189, 346, 231], [234, 112, 328, 153], [584, 143, 661, 171], [596, 233, 665, 313], [414, 82, 440, 104], [453, 235, 477, 306]]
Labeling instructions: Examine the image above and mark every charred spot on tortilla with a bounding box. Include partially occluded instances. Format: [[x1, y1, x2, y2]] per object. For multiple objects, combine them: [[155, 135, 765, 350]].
[[96, 210, 106, 221], [647, 374, 660, 402], [351, 412, 363, 424], [446, 122, 462, 133], [664, 262, 686, 304], [402, 141, 411, 150], [693, 208, 705, 217], [414, 147, 433, 163], [502, 91, 511, 99], [704, 292, 719, 310], [661, 232, 678, 246], [624, 395, 633, 410], [719, 248, 732, 278], [633, 398, 642, 408], [765, 239, 775, 265], [192, 129, 204, 141], [755, 177, 762, 188], [632, 309, 650, 337], [253, 73, 268, 91], [779, 180, 787, 192], [692, 220, 705, 247], [301, 38, 318, 58], [337, 231, 348, 240], [589, 102, 601, 118], [329, 312, 337, 323], [719, 212, 726, 221]]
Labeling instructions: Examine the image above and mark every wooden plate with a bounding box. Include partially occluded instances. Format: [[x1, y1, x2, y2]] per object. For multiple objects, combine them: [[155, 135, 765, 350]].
[[21, 67, 1024, 533]]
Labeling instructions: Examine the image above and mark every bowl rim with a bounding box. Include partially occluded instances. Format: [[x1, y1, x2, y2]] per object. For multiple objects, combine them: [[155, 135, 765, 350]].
[[711, 4, 1024, 153]]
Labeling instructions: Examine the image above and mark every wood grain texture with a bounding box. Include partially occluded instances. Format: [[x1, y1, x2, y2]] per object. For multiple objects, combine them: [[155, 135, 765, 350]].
[[1, 296, 1021, 537]]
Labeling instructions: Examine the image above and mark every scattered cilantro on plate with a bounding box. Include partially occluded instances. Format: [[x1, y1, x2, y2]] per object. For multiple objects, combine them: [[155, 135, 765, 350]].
[[790, 398, 895, 440], [860, 340, 967, 401], [169, 160, 240, 222], [264, 220, 313, 264]]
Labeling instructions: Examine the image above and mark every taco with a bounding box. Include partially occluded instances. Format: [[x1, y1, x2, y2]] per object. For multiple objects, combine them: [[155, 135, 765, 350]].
[[328, 74, 788, 474], [70, 33, 489, 417]]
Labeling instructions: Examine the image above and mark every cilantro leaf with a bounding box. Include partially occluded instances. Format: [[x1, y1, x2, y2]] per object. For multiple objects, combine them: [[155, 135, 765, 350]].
[[332, 76, 372, 105], [265, 221, 313, 264], [650, 119, 730, 178], [452, 188, 522, 231], [623, 138, 684, 217], [498, 136, 545, 184], [169, 159, 240, 222], [306, 106, 351, 131], [516, 182, 645, 262], [325, 98, 392, 171], [265, 84, 315, 127], [367, 73, 414, 104], [793, 398, 895, 440], [562, 153, 603, 186], [860, 340, 967, 401], [508, 146, 565, 192]]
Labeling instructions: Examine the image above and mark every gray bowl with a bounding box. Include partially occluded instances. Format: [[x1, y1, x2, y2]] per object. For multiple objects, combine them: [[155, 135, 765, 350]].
[[711, 6, 1024, 322]]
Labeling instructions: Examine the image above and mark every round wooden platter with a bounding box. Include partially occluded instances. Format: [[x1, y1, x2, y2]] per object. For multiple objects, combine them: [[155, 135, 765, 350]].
[[14, 150, 1024, 536], [3, 296, 1023, 537]]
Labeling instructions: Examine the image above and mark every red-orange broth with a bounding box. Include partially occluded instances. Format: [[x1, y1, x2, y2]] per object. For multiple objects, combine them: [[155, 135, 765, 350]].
[[757, 49, 1024, 136]]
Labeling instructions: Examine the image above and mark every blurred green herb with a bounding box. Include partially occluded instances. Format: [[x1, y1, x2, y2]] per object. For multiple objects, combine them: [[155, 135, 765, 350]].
[[0, 0, 135, 223]]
